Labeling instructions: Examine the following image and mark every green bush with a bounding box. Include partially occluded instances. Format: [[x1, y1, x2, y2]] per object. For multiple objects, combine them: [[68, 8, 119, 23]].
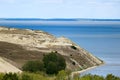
[[105, 74, 120, 80], [43, 52, 66, 74], [0, 73, 4, 80], [46, 62, 58, 74], [56, 70, 67, 80], [22, 60, 44, 72], [21, 74, 32, 80], [2, 73, 18, 80], [20, 72, 53, 80]]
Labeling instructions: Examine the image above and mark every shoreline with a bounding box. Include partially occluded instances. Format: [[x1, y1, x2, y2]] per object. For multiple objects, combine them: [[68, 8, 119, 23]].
[[71, 63, 105, 78]]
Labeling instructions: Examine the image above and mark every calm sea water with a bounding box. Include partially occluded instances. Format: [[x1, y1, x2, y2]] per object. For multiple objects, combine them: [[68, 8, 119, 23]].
[[0, 20, 120, 76]]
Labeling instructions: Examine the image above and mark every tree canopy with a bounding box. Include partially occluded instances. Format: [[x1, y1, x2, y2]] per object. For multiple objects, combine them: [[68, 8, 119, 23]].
[[43, 51, 66, 74], [22, 60, 44, 72]]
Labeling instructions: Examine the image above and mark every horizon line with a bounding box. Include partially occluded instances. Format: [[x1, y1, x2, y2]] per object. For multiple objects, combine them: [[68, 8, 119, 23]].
[[0, 18, 120, 21]]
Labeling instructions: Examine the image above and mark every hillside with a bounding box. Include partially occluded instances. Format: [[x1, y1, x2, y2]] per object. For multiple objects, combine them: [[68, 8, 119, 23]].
[[0, 26, 103, 72]]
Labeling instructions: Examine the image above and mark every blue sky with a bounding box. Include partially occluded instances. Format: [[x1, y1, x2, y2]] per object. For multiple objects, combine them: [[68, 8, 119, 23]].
[[0, 0, 120, 19]]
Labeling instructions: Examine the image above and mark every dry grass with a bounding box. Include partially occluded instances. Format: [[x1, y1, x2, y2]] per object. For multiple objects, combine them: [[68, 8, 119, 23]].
[[0, 41, 44, 69]]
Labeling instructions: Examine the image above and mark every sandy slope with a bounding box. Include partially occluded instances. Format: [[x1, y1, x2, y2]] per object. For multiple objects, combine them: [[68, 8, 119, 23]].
[[0, 57, 22, 73]]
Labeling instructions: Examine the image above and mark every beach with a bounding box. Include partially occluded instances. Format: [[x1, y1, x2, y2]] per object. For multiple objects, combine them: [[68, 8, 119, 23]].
[[71, 66, 97, 78]]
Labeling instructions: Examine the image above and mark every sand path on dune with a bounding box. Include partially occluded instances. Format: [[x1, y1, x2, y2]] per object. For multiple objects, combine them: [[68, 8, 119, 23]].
[[0, 57, 22, 73]]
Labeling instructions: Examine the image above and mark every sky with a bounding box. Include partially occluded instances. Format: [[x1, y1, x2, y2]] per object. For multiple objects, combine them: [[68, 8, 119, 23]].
[[0, 0, 120, 19]]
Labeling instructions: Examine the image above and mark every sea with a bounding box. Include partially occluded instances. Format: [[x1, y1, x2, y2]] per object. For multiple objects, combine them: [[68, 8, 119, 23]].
[[0, 19, 120, 77]]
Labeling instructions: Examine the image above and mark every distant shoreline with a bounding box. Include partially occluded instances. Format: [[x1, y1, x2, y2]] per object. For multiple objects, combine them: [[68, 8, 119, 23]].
[[71, 63, 105, 78], [0, 19, 120, 26], [0, 18, 120, 21]]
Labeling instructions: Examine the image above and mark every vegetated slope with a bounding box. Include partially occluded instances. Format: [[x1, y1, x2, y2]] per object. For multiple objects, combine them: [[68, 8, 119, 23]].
[[0, 41, 45, 69], [0, 26, 103, 72]]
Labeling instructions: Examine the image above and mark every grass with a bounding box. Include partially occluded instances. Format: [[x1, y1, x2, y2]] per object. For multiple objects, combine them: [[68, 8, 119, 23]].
[[0, 72, 56, 80], [0, 72, 120, 80]]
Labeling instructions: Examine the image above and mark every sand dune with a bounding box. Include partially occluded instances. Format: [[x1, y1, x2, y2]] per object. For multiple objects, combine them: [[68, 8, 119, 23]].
[[0, 57, 22, 73]]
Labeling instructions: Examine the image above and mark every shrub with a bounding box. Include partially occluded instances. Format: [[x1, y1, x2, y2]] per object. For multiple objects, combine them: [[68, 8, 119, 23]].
[[70, 54, 72, 57], [72, 61, 76, 65], [2, 73, 18, 80], [22, 60, 44, 72], [79, 74, 104, 80], [43, 52, 66, 74], [71, 46, 77, 50], [20, 72, 53, 80], [21, 74, 32, 80], [0, 73, 4, 80], [56, 70, 66, 80], [105, 74, 120, 80], [46, 62, 58, 74]]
